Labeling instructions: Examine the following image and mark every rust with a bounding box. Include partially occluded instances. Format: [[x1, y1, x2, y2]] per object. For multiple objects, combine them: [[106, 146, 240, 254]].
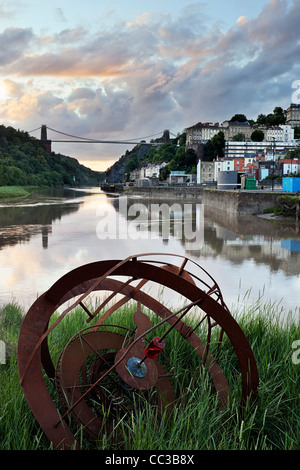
[[18, 253, 259, 450]]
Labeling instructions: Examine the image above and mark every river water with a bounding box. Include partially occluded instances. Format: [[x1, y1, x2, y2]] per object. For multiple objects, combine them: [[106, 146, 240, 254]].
[[0, 187, 299, 317]]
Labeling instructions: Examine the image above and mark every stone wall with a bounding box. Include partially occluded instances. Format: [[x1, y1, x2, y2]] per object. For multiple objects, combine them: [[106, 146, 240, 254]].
[[124, 186, 282, 214], [202, 189, 279, 214], [125, 185, 203, 200]]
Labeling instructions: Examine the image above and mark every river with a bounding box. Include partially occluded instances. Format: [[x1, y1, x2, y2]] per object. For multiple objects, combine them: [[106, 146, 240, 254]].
[[0, 187, 299, 317]]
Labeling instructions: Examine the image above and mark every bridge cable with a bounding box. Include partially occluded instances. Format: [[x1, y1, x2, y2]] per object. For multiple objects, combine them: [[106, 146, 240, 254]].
[[46, 126, 167, 143], [28, 127, 42, 134]]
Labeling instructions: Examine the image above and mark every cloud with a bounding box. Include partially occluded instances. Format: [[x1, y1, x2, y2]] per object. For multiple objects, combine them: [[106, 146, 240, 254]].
[[0, 27, 33, 66], [236, 16, 248, 26], [54, 7, 67, 23], [0, 0, 299, 170], [0, 1, 22, 20]]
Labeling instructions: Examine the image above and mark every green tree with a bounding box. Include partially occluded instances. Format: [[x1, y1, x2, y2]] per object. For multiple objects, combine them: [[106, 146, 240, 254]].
[[256, 114, 267, 125], [272, 107, 286, 124], [204, 131, 225, 161], [230, 114, 247, 122], [293, 127, 300, 139], [233, 132, 245, 141], [251, 130, 265, 142], [256, 107, 286, 126], [204, 140, 215, 161], [184, 148, 197, 171], [285, 148, 300, 159], [159, 164, 170, 181]]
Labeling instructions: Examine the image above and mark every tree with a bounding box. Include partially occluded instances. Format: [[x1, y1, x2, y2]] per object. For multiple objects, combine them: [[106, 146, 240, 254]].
[[204, 131, 225, 161], [251, 130, 264, 142], [204, 140, 215, 161], [124, 155, 138, 174], [233, 132, 245, 141], [159, 164, 170, 181], [256, 114, 267, 125], [230, 114, 247, 122], [256, 107, 286, 126], [285, 148, 300, 159], [272, 107, 285, 124], [184, 148, 197, 171], [294, 127, 300, 139]]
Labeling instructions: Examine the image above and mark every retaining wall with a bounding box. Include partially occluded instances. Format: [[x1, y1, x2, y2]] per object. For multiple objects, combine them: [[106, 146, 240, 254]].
[[125, 185, 203, 200], [124, 186, 282, 214], [202, 189, 279, 214]]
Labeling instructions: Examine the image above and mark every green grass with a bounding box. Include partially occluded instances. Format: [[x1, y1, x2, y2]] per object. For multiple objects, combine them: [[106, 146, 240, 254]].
[[0, 297, 299, 451]]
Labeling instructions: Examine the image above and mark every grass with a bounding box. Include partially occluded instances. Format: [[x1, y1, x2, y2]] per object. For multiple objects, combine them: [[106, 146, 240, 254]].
[[0, 297, 299, 451], [0, 186, 34, 201]]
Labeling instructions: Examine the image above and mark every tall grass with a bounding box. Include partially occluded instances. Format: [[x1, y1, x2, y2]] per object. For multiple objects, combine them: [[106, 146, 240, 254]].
[[0, 186, 31, 200], [0, 297, 299, 451]]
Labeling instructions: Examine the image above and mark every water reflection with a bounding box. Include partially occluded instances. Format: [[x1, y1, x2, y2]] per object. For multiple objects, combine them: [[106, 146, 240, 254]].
[[202, 206, 300, 276], [0, 188, 299, 313], [0, 187, 102, 249], [0, 202, 80, 249], [108, 196, 204, 252], [110, 196, 300, 276]]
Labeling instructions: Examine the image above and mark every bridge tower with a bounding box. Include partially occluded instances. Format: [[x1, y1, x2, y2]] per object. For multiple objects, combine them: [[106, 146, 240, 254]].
[[162, 129, 170, 143], [41, 125, 52, 155]]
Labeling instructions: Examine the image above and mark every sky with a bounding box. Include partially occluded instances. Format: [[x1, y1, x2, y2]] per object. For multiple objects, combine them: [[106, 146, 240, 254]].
[[0, 0, 299, 171]]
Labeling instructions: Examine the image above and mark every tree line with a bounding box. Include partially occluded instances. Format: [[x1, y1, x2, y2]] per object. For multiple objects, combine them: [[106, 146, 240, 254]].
[[0, 125, 99, 187]]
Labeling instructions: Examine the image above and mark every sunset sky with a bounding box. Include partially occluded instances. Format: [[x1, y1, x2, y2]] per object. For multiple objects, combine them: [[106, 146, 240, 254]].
[[0, 0, 299, 171]]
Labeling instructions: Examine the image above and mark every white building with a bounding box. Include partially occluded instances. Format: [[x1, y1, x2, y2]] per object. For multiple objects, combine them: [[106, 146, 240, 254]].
[[144, 162, 167, 178], [279, 125, 295, 142], [265, 127, 284, 141], [196, 160, 215, 184], [225, 141, 296, 159], [130, 162, 167, 181], [214, 158, 235, 181], [282, 160, 300, 175]]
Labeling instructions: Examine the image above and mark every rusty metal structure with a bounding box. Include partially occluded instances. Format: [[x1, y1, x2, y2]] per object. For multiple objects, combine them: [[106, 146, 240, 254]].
[[18, 253, 259, 449]]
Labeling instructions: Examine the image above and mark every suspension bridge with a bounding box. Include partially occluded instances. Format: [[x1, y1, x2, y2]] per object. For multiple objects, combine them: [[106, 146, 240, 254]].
[[28, 125, 176, 155]]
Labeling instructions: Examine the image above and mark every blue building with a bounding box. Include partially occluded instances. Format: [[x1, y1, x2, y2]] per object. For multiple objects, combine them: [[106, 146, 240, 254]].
[[282, 177, 300, 192]]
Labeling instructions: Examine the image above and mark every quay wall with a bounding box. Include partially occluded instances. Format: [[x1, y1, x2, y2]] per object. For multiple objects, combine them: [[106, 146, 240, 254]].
[[123, 186, 281, 214], [124, 185, 203, 200], [202, 189, 279, 214]]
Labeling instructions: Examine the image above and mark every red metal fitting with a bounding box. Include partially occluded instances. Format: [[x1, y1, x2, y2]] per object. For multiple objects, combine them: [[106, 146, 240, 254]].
[[144, 336, 165, 359]]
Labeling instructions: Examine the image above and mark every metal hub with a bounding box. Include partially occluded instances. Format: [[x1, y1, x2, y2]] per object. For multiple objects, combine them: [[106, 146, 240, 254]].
[[126, 357, 147, 377]]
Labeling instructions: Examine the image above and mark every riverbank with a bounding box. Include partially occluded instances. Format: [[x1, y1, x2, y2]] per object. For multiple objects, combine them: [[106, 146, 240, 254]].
[[0, 186, 35, 201], [0, 299, 299, 450]]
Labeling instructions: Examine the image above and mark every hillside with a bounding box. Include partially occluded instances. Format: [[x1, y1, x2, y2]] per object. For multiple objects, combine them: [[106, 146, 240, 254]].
[[105, 106, 295, 182], [0, 125, 100, 187], [105, 133, 197, 182]]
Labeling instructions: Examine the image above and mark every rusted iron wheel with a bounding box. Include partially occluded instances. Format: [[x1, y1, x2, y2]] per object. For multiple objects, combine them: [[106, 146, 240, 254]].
[[18, 253, 259, 450]]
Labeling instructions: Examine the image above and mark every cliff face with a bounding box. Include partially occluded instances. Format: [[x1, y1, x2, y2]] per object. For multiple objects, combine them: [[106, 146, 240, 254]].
[[106, 144, 151, 182]]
